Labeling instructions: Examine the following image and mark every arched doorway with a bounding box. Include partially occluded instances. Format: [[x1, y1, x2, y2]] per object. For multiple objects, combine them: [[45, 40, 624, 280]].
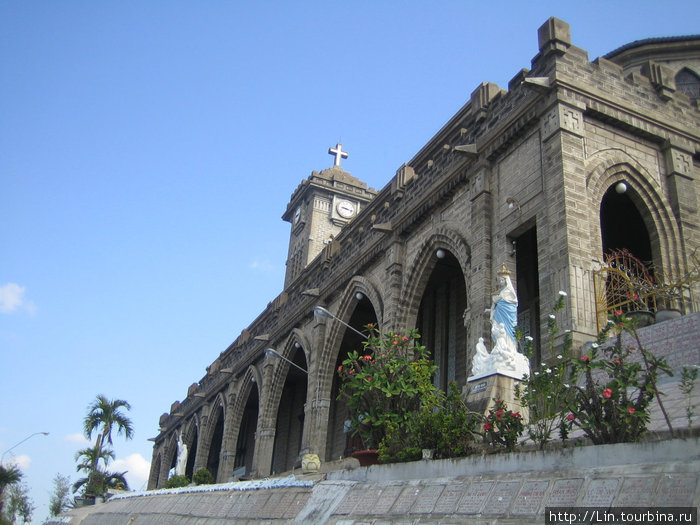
[[185, 425, 198, 480], [600, 182, 653, 266], [416, 250, 468, 390], [233, 385, 259, 478], [206, 406, 224, 481], [326, 296, 378, 459], [271, 345, 308, 473]]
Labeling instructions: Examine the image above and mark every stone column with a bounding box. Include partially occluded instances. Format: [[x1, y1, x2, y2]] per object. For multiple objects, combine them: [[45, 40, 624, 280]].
[[664, 141, 699, 273], [251, 360, 277, 477], [468, 164, 493, 350], [383, 239, 405, 332], [303, 312, 331, 461]]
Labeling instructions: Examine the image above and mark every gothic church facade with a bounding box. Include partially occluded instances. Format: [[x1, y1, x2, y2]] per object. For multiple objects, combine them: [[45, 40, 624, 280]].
[[148, 18, 700, 487]]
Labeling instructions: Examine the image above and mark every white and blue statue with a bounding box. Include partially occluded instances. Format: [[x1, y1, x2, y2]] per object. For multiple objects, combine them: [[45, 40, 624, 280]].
[[470, 264, 530, 380]]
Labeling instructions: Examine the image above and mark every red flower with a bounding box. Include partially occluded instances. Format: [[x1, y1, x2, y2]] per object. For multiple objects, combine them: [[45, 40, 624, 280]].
[[337, 365, 343, 373], [348, 369, 354, 375], [566, 413, 575, 421], [615, 309, 623, 316], [402, 336, 409, 341], [393, 340, 399, 345], [497, 416, 502, 421], [628, 407, 635, 415], [365, 376, 372, 382], [363, 355, 372, 361], [484, 422, 493, 431], [614, 358, 621, 364], [581, 355, 590, 362], [495, 409, 504, 416], [602, 388, 612, 399], [513, 413, 522, 418]]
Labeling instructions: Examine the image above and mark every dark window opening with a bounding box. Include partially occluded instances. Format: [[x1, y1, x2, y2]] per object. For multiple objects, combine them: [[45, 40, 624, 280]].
[[515, 226, 541, 363]]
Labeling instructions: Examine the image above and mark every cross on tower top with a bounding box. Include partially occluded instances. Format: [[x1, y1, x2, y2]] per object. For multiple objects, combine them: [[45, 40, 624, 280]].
[[328, 143, 349, 167]]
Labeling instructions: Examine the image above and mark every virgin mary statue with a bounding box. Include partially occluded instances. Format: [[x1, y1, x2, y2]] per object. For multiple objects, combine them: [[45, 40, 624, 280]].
[[490, 264, 518, 345]]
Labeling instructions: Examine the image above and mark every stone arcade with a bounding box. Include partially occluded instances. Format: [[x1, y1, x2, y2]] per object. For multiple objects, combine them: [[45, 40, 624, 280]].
[[147, 18, 700, 488]]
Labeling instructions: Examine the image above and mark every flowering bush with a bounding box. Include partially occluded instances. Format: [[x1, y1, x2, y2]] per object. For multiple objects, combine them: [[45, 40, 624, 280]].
[[516, 291, 576, 449], [337, 326, 436, 450], [518, 293, 673, 447], [483, 399, 524, 452], [564, 310, 672, 444]]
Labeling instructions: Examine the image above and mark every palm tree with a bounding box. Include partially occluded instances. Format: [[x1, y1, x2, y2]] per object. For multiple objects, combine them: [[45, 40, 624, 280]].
[[0, 464, 22, 516], [74, 446, 115, 475], [72, 469, 129, 496], [83, 395, 133, 471]]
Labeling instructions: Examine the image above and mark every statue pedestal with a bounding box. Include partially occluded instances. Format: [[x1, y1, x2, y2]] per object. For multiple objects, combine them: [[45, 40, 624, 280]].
[[464, 371, 527, 419]]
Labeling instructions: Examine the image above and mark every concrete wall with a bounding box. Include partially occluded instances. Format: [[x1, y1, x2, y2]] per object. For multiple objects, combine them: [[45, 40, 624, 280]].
[[49, 437, 699, 524]]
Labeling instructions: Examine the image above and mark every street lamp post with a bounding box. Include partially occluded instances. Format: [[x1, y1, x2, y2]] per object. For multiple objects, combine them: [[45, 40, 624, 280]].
[[1, 432, 49, 465]]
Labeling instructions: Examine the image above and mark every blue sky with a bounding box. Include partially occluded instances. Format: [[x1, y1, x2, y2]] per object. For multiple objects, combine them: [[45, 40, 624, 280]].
[[1, 2, 698, 522]]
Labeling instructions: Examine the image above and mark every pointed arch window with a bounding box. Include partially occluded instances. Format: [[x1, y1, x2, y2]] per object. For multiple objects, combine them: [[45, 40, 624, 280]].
[[675, 68, 700, 103]]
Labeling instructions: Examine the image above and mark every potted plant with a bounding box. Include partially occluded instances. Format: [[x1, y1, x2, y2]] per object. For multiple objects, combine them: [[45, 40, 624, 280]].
[[337, 326, 436, 464]]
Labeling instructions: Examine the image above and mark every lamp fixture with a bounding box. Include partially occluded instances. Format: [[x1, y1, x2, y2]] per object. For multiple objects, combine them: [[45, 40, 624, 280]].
[[1, 432, 49, 465], [355, 292, 364, 301], [615, 182, 628, 194], [436, 249, 446, 259], [265, 348, 308, 374], [313, 305, 368, 339], [506, 197, 520, 211]]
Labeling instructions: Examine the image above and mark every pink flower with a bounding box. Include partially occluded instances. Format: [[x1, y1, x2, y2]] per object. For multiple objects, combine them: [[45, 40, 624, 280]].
[[393, 340, 398, 345], [581, 355, 590, 362], [363, 355, 372, 361], [337, 365, 343, 373], [614, 358, 621, 364], [602, 388, 612, 399], [484, 422, 493, 431], [628, 407, 635, 415], [365, 376, 371, 382], [566, 413, 575, 421], [402, 336, 409, 341], [615, 309, 623, 316]]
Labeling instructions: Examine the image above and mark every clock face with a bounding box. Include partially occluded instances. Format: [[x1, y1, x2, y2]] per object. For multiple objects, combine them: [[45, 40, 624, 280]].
[[293, 207, 301, 224], [336, 200, 355, 219]]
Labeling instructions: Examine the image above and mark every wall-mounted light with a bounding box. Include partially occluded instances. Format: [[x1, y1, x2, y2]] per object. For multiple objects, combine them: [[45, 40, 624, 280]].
[[313, 305, 368, 339], [436, 249, 446, 259], [615, 182, 628, 194], [355, 292, 364, 301], [506, 197, 520, 211], [265, 348, 308, 374]]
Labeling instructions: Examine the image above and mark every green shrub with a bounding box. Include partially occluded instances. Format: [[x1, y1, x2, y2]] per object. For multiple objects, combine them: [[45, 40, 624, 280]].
[[379, 382, 481, 462], [164, 475, 190, 489], [193, 468, 214, 485]]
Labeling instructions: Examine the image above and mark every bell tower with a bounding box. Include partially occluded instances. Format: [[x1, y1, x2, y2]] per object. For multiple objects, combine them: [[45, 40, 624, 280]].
[[282, 144, 376, 288]]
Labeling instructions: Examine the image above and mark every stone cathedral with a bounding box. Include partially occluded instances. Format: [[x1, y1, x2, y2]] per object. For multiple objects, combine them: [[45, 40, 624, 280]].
[[147, 18, 700, 488]]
